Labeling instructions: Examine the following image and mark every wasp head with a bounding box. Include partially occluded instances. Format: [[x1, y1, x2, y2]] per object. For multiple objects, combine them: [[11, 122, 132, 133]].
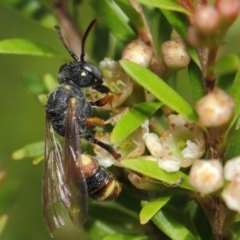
[[58, 61, 103, 88]]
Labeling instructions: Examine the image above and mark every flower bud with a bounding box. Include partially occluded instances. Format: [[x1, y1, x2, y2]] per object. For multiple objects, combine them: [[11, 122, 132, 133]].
[[222, 175, 240, 212], [215, 0, 240, 25], [187, 26, 203, 47], [161, 38, 190, 70], [189, 159, 223, 194], [194, 5, 221, 34], [122, 39, 153, 67], [224, 156, 240, 181], [196, 88, 235, 127]]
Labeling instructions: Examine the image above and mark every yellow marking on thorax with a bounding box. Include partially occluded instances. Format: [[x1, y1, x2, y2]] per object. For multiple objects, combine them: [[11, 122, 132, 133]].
[[64, 84, 70, 90]]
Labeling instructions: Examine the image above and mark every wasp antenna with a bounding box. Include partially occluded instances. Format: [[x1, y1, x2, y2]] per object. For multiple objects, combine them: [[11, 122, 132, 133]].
[[80, 18, 99, 62], [55, 25, 79, 61]]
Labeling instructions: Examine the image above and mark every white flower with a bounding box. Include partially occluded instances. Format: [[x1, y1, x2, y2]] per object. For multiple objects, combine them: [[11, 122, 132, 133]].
[[224, 156, 240, 181], [158, 157, 181, 172], [222, 175, 240, 212], [99, 58, 133, 108], [142, 115, 206, 172], [189, 159, 223, 194], [142, 132, 162, 157], [93, 132, 116, 168]]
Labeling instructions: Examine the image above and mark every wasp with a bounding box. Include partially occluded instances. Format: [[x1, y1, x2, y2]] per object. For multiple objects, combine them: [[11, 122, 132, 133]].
[[42, 19, 121, 236]]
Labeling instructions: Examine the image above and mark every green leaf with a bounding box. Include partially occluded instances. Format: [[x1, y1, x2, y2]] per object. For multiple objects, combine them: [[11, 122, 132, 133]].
[[140, 197, 171, 224], [133, 0, 192, 16], [111, 102, 162, 143], [0, 215, 8, 236], [85, 202, 143, 239], [208, 53, 240, 74], [224, 143, 240, 160], [2, 0, 58, 29], [188, 60, 205, 102], [103, 234, 148, 240], [225, 69, 240, 135], [115, 0, 144, 31], [152, 209, 197, 240], [119, 60, 198, 124], [32, 155, 44, 165], [0, 39, 63, 58], [22, 74, 47, 96], [121, 159, 194, 191], [229, 221, 240, 236], [227, 129, 240, 145], [12, 141, 44, 160], [192, 205, 213, 240], [88, 0, 137, 44], [43, 73, 58, 92]]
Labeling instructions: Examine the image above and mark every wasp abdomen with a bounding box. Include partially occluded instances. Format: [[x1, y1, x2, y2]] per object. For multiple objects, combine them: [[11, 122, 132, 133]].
[[82, 155, 121, 202]]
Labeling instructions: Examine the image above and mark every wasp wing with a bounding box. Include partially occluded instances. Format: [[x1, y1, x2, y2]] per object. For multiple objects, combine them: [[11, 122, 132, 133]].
[[42, 115, 71, 236], [62, 98, 88, 229], [43, 98, 88, 235]]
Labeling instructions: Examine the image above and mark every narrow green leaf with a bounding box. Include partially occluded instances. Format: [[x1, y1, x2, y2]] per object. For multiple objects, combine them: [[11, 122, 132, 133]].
[[192, 205, 213, 240], [188, 60, 205, 102], [209, 53, 240, 74], [225, 69, 240, 135], [22, 74, 47, 96], [121, 159, 194, 191], [0, 39, 62, 58], [227, 128, 240, 145], [32, 155, 44, 165], [140, 197, 171, 224], [2, 0, 58, 29], [111, 102, 162, 143], [134, 0, 192, 16], [12, 141, 44, 160], [224, 144, 240, 160], [119, 60, 198, 124], [103, 234, 148, 240], [43, 73, 58, 92], [88, 0, 137, 44], [0, 215, 8, 236], [229, 221, 240, 236], [152, 209, 197, 240], [85, 203, 143, 239], [115, 0, 144, 30]]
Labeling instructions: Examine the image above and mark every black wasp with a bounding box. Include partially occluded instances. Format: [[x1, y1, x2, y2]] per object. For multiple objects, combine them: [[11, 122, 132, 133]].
[[42, 19, 121, 236]]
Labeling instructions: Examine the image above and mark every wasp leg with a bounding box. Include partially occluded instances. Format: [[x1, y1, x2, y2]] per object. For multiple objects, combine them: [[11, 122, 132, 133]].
[[82, 132, 121, 160], [90, 93, 114, 107], [86, 118, 105, 128], [91, 85, 114, 107]]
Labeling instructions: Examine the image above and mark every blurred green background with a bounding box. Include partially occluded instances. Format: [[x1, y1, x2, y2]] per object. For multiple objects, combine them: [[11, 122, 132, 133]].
[[0, 1, 240, 240], [0, 2, 95, 239]]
